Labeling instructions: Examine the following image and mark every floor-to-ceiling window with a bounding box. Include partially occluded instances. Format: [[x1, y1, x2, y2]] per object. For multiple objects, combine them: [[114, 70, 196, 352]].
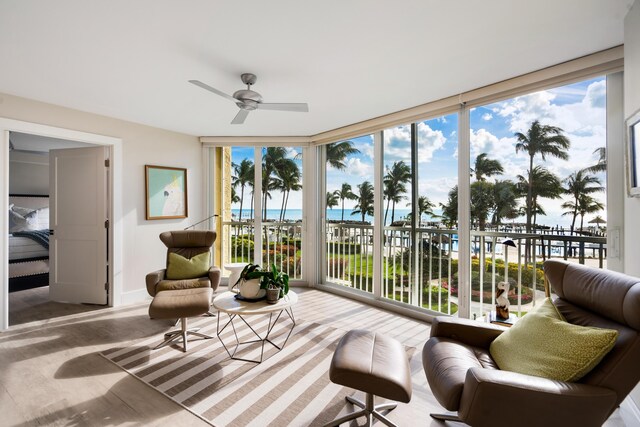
[[467, 76, 607, 319], [220, 145, 304, 281], [317, 75, 609, 320], [324, 135, 375, 293]]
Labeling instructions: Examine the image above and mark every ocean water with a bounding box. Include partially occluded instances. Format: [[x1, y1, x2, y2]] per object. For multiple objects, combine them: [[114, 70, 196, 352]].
[[231, 208, 413, 226], [230, 208, 581, 230]]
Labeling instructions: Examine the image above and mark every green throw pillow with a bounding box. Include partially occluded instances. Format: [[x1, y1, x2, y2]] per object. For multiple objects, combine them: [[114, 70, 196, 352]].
[[489, 298, 618, 382], [166, 252, 210, 280]]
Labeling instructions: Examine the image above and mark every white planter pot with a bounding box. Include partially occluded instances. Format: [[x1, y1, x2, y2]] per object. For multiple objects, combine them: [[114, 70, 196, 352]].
[[239, 278, 265, 299]]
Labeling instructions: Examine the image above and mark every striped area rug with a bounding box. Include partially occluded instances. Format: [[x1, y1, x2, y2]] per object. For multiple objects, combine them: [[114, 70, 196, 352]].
[[101, 314, 398, 426]]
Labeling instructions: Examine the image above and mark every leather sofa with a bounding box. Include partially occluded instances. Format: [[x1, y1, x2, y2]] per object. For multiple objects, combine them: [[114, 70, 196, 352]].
[[422, 259, 640, 427]]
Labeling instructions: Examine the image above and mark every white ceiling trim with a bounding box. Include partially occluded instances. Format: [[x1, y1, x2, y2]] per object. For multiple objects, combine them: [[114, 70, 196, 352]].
[[201, 46, 624, 147]]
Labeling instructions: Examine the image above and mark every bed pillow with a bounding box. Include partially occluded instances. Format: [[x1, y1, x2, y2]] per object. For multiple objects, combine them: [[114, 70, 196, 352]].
[[8, 209, 39, 233], [10, 204, 35, 217], [166, 252, 211, 280], [490, 298, 618, 382], [31, 207, 50, 230]]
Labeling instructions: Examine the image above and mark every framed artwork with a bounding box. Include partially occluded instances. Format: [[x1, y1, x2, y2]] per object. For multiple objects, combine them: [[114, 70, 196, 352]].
[[145, 165, 188, 220], [626, 108, 640, 197]]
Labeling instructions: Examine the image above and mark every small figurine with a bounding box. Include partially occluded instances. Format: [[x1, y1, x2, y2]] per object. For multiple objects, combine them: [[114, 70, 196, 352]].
[[495, 281, 510, 320]]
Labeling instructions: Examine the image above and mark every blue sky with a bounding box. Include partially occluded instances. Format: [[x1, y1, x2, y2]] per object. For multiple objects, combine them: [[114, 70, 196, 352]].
[[234, 77, 607, 228]]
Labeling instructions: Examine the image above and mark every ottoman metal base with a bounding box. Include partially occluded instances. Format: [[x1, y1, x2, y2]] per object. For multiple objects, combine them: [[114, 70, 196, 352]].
[[324, 393, 398, 427], [154, 317, 213, 352]]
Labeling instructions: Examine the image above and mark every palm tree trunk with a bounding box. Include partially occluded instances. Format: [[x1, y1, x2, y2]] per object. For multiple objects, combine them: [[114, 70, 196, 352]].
[[279, 192, 286, 222], [390, 201, 396, 225], [263, 190, 268, 221], [526, 155, 534, 233], [384, 198, 390, 226], [283, 190, 290, 221], [250, 192, 254, 220], [341, 198, 345, 222], [239, 185, 245, 222]]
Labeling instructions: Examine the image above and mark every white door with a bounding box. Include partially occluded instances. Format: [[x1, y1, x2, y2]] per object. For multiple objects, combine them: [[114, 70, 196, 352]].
[[49, 146, 108, 304]]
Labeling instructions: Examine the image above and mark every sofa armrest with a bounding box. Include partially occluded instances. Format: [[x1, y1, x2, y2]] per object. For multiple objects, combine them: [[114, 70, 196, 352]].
[[430, 317, 505, 349], [145, 269, 166, 296], [459, 368, 617, 427], [208, 266, 221, 291]]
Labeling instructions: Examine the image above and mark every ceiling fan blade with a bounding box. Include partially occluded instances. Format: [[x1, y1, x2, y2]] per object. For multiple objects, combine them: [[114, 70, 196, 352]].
[[188, 80, 237, 103], [257, 103, 309, 112], [231, 109, 250, 125]]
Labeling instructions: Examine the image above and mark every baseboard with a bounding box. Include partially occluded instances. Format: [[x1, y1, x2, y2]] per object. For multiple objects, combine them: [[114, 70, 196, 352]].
[[120, 288, 151, 306], [620, 396, 640, 426]]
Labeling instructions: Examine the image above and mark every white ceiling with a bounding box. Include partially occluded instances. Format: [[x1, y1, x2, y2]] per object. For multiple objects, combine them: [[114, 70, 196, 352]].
[[0, 0, 633, 137]]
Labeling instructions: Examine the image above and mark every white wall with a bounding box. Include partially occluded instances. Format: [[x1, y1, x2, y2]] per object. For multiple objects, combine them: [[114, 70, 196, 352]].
[[624, 0, 640, 411], [9, 151, 49, 195], [0, 92, 204, 299]]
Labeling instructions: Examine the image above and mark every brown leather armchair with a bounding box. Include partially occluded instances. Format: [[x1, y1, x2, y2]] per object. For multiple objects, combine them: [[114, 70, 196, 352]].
[[422, 260, 640, 427], [146, 230, 221, 297]]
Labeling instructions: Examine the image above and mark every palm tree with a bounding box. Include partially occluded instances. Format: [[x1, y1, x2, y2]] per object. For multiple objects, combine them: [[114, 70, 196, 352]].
[[383, 161, 411, 225], [439, 186, 458, 229], [351, 181, 374, 223], [262, 147, 294, 220], [337, 183, 357, 222], [515, 120, 570, 233], [326, 141, 360, 170], [230, 186, 240, 204], [232, 159, 254, 222], [471, 181, 495, 230], [326, 191, 339, 210], [516, 166, 563, 230], [472, 153, 504, 181], [578, 195, 604, 232], [584, 147, 606, 174], [261, 168, 280, 220], [410, 196, 435, 224], [277, 161, 302, 221], [562, 170, 603, 233], [491, 180, 519, 225]]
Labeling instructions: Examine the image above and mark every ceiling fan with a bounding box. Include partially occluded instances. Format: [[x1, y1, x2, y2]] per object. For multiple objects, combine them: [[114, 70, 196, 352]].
[[189, 73, 309, 125]]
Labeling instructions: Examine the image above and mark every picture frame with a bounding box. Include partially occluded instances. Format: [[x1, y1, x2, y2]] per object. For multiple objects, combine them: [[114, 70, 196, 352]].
[[145, 165, 188, 220], [626, 108, 640, 197]]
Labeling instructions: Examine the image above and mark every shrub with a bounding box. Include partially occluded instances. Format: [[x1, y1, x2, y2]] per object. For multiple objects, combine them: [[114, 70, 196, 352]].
[[230, 237, 254, 257]]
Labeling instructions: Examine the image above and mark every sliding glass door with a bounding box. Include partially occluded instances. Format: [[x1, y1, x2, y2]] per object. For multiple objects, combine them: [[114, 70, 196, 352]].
[[219, 145, 304, 281]]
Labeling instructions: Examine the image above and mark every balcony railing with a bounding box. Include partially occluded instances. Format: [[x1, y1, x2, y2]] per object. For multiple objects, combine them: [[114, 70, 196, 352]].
[[325, 223, 607, 317], [221, 220, 606, 317], [221, 220, 303, 280]]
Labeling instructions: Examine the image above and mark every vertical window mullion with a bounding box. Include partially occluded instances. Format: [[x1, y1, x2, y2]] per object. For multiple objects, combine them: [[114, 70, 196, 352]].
[[373, 131, 384, 299], [457, 105, 471, 319]]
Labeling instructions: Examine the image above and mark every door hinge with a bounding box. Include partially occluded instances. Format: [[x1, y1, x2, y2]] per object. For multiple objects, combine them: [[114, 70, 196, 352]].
[[105, 159, 110, 167], [105, 219, 109, 229], [105, 282, 109, 291]]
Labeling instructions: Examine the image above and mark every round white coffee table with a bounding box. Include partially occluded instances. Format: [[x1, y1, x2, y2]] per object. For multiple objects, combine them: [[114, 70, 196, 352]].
[[213, 290, 298, 363], [224, 262, 248, 292]]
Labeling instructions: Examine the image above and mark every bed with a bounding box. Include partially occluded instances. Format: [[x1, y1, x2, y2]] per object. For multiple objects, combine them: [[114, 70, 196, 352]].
[[8, 195, 50, 292]]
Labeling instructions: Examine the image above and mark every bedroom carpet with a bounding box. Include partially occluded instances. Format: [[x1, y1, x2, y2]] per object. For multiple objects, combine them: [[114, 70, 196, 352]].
[[101, 303, 420, 427]]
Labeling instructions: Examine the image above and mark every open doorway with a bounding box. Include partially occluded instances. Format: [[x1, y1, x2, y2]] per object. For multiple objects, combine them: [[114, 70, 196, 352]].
[[8, 132, 106, 325], [1, 119, 123, 330]]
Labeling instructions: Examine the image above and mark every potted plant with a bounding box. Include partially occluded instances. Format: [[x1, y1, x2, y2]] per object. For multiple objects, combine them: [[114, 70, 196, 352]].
[[260, 264, 289, 304], [235, 263, 266, 299]]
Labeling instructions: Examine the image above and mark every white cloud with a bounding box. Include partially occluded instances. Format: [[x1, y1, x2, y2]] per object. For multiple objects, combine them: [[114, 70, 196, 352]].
[[345, 157, 372, 177], [418, 177, 458, 206], [482, 113, 493, 121], [284, 146, 300, 159], [585, 80, 606, 109], [382, 123, 449, 165]]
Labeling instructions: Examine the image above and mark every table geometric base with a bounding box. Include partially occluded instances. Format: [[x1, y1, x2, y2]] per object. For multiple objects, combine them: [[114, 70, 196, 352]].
[[216, 307, 296, 363]]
